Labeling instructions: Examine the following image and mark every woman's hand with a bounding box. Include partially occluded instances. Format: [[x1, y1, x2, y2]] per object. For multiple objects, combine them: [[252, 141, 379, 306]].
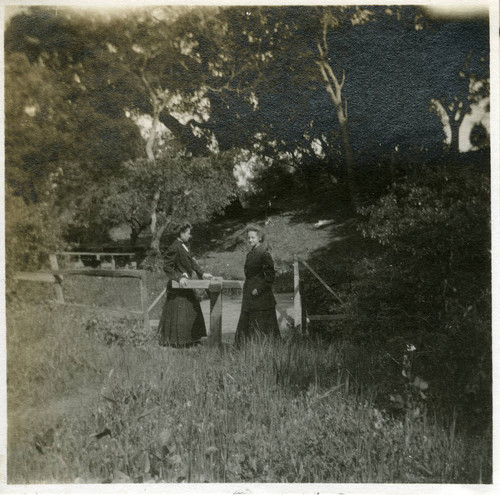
[[202, 273, 213, 280], [180, 277, 188, 288], [251, 288, 258, 296]]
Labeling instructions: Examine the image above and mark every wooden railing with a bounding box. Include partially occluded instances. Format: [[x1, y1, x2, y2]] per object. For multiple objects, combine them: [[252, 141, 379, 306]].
[[168, 278, 295, 346], [294, 254, 346, 333], [13, 253, 342, 340], [13, 269, 295, 345], [169, 278, 243, 346]]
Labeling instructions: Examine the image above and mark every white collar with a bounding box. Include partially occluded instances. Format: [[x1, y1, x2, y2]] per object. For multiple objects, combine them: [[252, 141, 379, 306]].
[[178, 239, 189, 252]]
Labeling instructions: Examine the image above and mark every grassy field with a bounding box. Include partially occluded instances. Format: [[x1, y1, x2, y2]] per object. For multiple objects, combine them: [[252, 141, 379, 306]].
[[6, 212, 491, 484], [7, 299, 491, 484]]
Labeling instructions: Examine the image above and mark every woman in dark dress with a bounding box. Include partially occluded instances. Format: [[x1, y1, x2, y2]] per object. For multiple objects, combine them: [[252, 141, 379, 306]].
[[158, 223, 212, 348], [234, 225, 280, 347]]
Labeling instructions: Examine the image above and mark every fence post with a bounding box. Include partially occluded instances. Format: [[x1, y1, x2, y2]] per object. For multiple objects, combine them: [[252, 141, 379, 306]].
[[293, 254, 303, 333], [209, 280, 223, 347], [49, 254, 65, 303], [140, 272, 150, 333]]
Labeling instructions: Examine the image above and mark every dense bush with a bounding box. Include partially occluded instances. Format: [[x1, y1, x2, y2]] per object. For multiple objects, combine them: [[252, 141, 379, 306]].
[[5, 186, 64, 279], [350, 160, 491, 424]]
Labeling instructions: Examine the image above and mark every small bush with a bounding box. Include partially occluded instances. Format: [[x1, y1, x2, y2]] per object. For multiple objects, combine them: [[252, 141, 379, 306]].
[[85, 316, 155, 348]]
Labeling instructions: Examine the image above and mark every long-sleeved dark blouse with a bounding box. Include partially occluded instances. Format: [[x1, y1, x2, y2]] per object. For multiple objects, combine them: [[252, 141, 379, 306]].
[[163, 239, 203, 283], [241, 243, 276, 311]]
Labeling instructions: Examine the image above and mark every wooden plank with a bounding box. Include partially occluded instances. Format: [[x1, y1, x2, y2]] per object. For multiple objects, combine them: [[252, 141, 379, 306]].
[[52, 269, 145, 278], [171, 280, 210, 289], [148, 288, 166, 313], [307, 314, 346, 321], [171, 279, 243, 289], [276, 305, 294, 326], [14, 272, 57, 283], [293, 254, 303, 331], [49, 254, 65, 303], [210, 282, 222, 346], [208, 279, 222, 293], [300, 259, 345, 305]]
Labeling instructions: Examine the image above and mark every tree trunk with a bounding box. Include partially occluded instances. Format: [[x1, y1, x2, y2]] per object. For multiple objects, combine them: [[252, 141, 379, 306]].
[[150, 222, 168, 254], [449, 119, 461, 155], [146, 100, 160, 162], [150, 236, 161, 254], [149, 190, 161, 253], [130, 229, 139, 248], [335, 104, 358, 209], [148, 189, 173, 254], [129, 216, 150, 248], [315, 33, 358, 210]]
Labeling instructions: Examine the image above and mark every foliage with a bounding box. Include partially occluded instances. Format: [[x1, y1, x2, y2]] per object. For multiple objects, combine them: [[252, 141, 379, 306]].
[[4, 6, 489, 250], [94, 148, 238, 252], [85, 316, 154, 348], [4, 20, 143, 199], [6, 5, 489, 170], [5, 186, 64, 278], [5, 7, 250, 250], [4, 52, 76, 202], [351, 159, 491, 421], [470, 122, 490, 150]]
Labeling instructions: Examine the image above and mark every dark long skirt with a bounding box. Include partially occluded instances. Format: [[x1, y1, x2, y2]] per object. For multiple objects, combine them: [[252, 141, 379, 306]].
[[234, 308, 280, 347], [158, 288, 207, 347]]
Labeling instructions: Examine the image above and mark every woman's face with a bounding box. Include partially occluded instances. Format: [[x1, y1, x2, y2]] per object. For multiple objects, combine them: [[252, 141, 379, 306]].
[[179, 228, 192, 243], [247, 230, 260, 247]]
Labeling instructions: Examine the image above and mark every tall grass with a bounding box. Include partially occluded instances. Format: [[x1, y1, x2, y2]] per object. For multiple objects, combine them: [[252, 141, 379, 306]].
[[7, 304, 491, 484]]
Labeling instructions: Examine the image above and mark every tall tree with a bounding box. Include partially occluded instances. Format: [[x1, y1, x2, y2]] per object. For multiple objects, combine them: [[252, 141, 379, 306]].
[[5, 7, 144, 194], [95, 149, 238, 254], [4, 51, 74, 202], [5, 7, 242, 251], [207, 6, 431, 207]]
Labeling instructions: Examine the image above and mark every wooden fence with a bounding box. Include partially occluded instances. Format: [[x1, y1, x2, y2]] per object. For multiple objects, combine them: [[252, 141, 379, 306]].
[[13, 253, 344, 344], [294, 254, 346, 333], [14, 259, 150, 332], [169, 278, 243, 347]]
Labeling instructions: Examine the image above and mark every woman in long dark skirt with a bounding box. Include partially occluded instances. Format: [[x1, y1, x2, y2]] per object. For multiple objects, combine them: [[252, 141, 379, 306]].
[[234, 225, 280, 347], [158, 223, 212, 348]]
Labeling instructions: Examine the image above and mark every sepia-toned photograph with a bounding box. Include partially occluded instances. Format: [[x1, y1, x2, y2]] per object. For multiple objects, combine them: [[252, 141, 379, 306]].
[[2, 0, 496, 491]]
